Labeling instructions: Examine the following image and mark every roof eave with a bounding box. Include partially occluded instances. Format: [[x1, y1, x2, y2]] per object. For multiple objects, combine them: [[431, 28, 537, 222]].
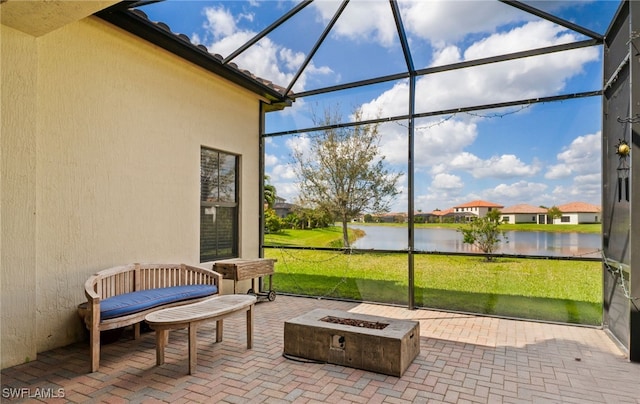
[[95, 3, 292, 111]]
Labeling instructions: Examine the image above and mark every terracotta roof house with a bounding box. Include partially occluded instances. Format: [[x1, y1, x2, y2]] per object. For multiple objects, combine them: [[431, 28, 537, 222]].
[[501, 204, 549, 224], [555, 202, 602, 224], [452, 200, 504, 220], [1, 2, 292, 369], [431, 208, 453, 217], [374, 212, 408, 223], [425, 208, 466, 223], [273, 198, 297, 219]]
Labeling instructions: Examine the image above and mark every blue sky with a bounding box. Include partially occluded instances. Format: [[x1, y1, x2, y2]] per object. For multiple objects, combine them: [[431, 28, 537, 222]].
[[141, 0, 621, 213]]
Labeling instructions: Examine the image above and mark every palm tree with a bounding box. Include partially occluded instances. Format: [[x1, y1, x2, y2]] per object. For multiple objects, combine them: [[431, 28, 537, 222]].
[[264, 175, 276, 208]]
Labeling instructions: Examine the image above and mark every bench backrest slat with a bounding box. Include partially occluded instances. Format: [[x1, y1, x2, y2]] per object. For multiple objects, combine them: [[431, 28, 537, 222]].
[[132, 264, 216, 290], [98, 270, 136, 298], [89, 263, 219, 298]]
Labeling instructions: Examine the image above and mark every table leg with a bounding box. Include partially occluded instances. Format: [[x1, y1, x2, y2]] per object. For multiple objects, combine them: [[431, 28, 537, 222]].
[[188, 323, 197, 375], [216, 319, 223, 342], [247, 304, 254, 349], [156, 329, 166, 366]]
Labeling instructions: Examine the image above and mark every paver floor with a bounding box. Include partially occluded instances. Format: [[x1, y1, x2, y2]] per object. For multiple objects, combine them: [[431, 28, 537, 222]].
[[2, 295, 639, 403]]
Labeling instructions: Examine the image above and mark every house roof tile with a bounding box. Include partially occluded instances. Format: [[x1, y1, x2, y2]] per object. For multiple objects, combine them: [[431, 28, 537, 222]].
[[501, 204, 547, 214], [431, 208, 454, 216], [453, 200, 504, 209], [556, 202, 601, 213]]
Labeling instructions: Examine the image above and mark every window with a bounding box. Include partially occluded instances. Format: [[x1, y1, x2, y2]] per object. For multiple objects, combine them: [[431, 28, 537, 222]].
[[561, 216, 570, 223], [200, 147, 238, 262]]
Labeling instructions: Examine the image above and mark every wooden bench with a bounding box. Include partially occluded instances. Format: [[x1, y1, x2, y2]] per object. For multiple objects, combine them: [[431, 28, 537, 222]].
[[145, 294, 257, 374], [80, 263, 222, 372]]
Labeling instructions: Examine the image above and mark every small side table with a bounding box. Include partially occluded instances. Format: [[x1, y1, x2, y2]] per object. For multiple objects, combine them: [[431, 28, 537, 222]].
[[214, 258, 276, 302]]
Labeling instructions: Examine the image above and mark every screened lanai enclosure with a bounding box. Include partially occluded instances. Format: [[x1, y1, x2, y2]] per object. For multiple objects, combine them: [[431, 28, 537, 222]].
[[125, 0, 640, 361]]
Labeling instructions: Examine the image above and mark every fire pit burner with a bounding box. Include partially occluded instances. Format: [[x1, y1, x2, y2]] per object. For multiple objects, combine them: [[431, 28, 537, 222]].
[[320, 315, 389, 330]]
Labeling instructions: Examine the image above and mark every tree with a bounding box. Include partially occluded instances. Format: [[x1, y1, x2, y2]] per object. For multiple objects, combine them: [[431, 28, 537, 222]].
[[264, 207, 283, 233], [459, 210, 506, 261], [547, 206, 562, 224], [264, 175, 277, 208], [292, 107, 402, 247]]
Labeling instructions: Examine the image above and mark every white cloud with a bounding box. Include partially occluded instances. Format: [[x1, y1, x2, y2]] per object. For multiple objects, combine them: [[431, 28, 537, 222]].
[[545, 131, 601, 179], [374, 116, 478, 167], [313, 0, 397, 47], [279, 48, 306, 72], [430, 173, 463, 191], [463, 20, 576, 59], [551, 182, 600, 203], [197, 5, 332, 93], [549, 171, 601, 206], [574, 173, 601, 185], [359, 20, 599, 118], [285, 135, 311, 155], [464, 154, 540, 179], [432, 46, 462, 66], [400, 0, 527, 47], [430, 152, 539, 180], [203, 7, 237, 39], [545, 164, 572, 179], [447, 152, 481, 171], [271, 180, 299, 203], [264, 153, 279, 167], [271, 163, 296, 180], [485, 180, 548, 201]]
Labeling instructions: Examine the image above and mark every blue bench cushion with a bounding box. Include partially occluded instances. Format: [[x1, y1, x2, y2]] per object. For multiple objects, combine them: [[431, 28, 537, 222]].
[[100, 285, 218, 320]]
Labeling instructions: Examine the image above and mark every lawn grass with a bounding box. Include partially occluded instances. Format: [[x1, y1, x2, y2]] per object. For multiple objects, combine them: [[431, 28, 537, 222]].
[[264, 226, 603, 325], [264, 227, 347, 247]]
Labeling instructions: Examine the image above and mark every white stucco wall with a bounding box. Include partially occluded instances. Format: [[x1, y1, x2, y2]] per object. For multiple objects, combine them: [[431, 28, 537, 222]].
[[2, 16, 264, 368], [577, 212, 600, 223], [553, 213, 600, 224]]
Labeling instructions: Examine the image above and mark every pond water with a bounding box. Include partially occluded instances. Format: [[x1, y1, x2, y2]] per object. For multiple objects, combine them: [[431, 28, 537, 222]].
[[349, 225, 601, 258]]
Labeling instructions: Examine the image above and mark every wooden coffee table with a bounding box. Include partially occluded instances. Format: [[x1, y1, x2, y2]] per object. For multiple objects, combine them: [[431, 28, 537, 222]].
[[145, 294, 256, 374]]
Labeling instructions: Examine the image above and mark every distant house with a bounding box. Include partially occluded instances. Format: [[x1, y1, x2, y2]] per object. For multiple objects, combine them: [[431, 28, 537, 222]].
[[501, 204, 549, 224], [452, 200, 504, 220], [427, 208, 466, 223], [373, 212, 407, 223], [555, 202, 601, 224], [414, 211, 435, 222], [273, 197, 297, 218]]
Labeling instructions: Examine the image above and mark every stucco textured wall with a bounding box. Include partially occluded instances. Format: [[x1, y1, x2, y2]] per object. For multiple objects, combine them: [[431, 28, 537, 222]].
[[1, 16, 263, 369], [1, 24, 39, 369]]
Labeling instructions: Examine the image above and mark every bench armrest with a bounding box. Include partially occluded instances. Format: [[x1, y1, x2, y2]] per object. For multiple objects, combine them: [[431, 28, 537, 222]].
[[84, 274, 100, 302]]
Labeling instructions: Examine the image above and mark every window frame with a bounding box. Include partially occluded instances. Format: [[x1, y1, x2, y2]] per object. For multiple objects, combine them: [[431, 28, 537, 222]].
[[200, 146, 239, 262]]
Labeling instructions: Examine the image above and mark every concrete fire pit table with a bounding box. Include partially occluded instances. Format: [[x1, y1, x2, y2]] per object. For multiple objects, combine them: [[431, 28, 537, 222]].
[[283, 309, 420, 377]]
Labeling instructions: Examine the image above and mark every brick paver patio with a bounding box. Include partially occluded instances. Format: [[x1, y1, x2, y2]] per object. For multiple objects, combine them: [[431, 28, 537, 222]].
[[2, 295, 639, 403]]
